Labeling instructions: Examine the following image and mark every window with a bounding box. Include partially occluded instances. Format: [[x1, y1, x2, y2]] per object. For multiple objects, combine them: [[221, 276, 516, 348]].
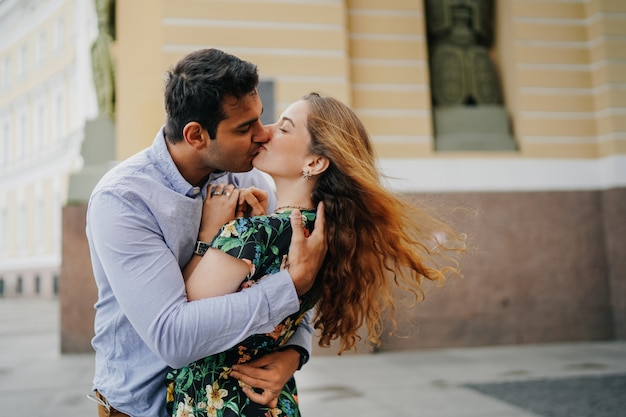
[[1, 56, 10, 89], [0, 206, 6, 256], [1, 119, 9, 168], [35, 192, 44, 254], [53, 182, 62, 251], [16, 111, 28, 161], [36, 32, 46, 66], [34, 102, 46, 150], [54, 17, 65, 51], [17, 201, 27, 251], [52, 92, 65, 143], [258, 80, 275, 125], [18, 44, 28, 77]]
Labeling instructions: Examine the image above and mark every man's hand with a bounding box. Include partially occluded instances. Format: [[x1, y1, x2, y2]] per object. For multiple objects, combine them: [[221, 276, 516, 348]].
[[288, 201, 327, 295], [230, 349, 301, 407], [236, 186, 269, 218]]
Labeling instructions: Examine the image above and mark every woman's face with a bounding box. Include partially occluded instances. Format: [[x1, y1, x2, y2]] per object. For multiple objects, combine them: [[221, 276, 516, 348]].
[[253, 100, 313, 179]]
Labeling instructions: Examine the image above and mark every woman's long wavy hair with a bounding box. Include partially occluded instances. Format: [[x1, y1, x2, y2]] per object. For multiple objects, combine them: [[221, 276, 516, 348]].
[[303, 92, 466, 354]]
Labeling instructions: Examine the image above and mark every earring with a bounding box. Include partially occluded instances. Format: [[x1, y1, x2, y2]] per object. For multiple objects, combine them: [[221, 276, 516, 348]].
[[302, 170, 311, 180]]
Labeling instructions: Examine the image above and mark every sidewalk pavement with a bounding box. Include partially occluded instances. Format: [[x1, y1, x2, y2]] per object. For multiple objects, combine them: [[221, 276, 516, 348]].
[[1, 297, 625, 417]]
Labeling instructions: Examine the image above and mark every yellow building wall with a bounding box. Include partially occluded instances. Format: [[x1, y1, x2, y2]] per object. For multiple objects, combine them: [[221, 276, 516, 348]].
[[115, 0, 350, 158], [115, 1, 165, 158], [347, 0, 432, 157], [506, 0, 626, 158], [114, 0, 626, 160], [0, 0, 79, 258], [587, 0, 626, 156]]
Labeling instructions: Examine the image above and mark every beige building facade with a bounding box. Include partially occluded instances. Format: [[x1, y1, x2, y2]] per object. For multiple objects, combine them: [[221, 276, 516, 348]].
[[0, 0, 97, 297], [2, 0, 624, 352], [115, 0, 626, 161]]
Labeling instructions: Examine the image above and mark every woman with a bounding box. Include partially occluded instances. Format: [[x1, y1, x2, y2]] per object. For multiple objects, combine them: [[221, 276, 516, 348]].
[[166, 93, 466, 417]]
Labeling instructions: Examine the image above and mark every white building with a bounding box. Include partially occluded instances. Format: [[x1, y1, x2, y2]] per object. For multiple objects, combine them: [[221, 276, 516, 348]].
[[0, 0, 98, 297]]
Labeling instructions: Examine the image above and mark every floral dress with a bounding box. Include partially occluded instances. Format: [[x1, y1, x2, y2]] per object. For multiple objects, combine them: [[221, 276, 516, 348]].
[[166, 209, 318, 417]]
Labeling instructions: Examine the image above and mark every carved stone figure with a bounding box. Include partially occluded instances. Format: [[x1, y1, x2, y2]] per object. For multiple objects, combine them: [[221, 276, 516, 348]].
[[425, 0, 501, 106], [68, 0, 117, 202], [91, 0, 115, 120]]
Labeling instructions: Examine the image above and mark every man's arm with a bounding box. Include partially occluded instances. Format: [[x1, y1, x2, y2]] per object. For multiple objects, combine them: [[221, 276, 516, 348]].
[[87, 190, 303, 369]]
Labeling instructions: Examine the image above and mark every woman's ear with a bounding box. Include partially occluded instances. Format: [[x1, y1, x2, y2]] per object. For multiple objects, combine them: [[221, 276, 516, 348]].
[[307, 155, 330, 177], [182, 122, 207, 149]]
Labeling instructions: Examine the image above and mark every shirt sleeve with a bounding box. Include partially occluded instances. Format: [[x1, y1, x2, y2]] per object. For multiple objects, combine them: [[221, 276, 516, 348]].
[[87, 189, 302, 369]]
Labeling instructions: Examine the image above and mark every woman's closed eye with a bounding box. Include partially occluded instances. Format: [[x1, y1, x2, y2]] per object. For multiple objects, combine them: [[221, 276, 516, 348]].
[[277, 116, 295, 133]]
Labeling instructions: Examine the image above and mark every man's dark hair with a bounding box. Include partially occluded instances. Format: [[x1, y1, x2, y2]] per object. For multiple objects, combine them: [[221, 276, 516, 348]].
[[163, 49, 259, 143]]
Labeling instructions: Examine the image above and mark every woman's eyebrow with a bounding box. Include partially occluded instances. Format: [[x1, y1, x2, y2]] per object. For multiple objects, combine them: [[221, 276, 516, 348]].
[[280, 116, 296, 127]]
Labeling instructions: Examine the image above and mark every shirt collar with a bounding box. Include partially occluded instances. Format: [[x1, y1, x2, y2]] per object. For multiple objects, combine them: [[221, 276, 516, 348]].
[[150, 127, 205, 198]]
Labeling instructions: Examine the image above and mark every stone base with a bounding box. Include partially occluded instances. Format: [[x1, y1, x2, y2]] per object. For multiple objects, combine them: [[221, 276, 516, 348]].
[[61, 114, 115, 353], [59, 192, 625, 355], [434, 105, 517, 151], [60, 204, 97, 353], [312, 188, 625, 355], [67, 114, 116, 203]]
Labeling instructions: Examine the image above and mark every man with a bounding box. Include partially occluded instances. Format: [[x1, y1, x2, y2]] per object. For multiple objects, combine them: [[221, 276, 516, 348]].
[[86, 48, 326, 417]]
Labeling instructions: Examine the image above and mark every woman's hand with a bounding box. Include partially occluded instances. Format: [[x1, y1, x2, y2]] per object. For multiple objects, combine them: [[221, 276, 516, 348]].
[[199, 184, 240, 241], [236, 186, 269, 218], [287, 202, 327, 296]]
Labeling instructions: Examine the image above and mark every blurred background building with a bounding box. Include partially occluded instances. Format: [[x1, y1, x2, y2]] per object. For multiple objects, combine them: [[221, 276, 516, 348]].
[[0, 0, 97, 298], [1, 0, 624, 353]]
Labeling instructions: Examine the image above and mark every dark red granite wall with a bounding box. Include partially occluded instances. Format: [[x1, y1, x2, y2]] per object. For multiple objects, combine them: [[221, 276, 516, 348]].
[[59, 187, 625, 355]]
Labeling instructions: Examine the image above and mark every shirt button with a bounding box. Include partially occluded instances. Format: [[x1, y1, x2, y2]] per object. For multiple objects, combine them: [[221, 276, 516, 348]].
[[191, 187, 201, 196]]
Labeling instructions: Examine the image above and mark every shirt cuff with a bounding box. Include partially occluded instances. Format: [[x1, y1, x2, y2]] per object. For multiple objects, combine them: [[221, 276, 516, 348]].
[[256, 270, 300, 324], [279, 345, 310, 370]]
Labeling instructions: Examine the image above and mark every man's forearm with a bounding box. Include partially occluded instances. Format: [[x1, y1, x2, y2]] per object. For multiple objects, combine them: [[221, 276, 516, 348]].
[[154, 270, 302, 368]]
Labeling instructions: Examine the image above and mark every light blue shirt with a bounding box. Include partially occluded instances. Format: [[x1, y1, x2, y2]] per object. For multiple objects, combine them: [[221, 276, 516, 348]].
[[86, 128, 312, 417]]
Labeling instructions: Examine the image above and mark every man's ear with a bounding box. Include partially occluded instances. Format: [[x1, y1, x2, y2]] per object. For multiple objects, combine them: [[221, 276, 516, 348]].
[[306, 155, 330, 177], [182, 122, 207, 149]]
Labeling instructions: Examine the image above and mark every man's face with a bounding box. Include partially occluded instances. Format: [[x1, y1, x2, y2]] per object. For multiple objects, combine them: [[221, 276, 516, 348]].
[[203, 91, 269, 173]]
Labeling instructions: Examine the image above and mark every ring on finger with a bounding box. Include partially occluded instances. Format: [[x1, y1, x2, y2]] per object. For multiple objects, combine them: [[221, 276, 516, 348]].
[[211, 191, 222, 196]]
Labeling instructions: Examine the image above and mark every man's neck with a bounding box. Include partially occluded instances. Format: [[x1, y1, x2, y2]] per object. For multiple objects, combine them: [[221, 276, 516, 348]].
[[166, 138, 213, 186]]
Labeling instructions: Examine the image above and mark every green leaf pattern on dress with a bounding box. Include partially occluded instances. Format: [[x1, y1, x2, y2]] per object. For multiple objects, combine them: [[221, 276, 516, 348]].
[[166, 210, 317, 417]]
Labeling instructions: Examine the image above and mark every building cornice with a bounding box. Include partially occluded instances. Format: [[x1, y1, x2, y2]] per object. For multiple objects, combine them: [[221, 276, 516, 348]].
[[379, 155, 626, 193]]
